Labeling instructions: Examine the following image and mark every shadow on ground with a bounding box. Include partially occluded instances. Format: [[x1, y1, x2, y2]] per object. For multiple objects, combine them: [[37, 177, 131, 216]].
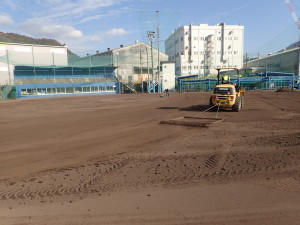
[[157, 107, 180, 110], [179, 105, 210, 112]]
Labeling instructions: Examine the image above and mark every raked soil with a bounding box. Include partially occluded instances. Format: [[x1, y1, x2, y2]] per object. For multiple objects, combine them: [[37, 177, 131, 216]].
[[0, 91, 300, 225]]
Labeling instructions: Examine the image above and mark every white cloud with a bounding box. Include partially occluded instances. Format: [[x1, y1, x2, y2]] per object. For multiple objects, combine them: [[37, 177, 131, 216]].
[[19, 22, 83, 39], [28, 0, 125, 25], [0, 15, 14, 26], [90, 34, 103, 41], [80, 15, 103, 24], [106, 28, 128, 36]]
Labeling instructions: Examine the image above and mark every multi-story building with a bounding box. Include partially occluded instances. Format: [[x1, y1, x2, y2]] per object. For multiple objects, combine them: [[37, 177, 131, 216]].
[[165, 23, 244, 77]]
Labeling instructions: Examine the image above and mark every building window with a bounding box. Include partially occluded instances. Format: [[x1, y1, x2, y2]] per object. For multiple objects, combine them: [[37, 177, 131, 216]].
[[234, 51, 238, 54], [194, 51, 198, 55], [194, 66, 198, 69], [228, 37, 232, 40], [182, 66, 187, 70], [234, 37, 238, 40]]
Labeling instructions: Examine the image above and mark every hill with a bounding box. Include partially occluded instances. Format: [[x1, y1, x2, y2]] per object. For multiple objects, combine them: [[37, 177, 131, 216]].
[[0, 32, 79, 59]]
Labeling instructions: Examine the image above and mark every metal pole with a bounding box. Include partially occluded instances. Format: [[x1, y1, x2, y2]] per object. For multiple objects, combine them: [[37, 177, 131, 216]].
[[116, 53, 119, 79], [245, 52, 248, 76], [298, 32, 300, 76], [32, 45, 36, 80], [151, 40, 155, 93], [6, 49, 11, 85], [156, 11, 160, 93], [140, 46, 143, 93], [198, 29, 200, 78], [52, 52, 57, 94], [148, 31, 155, 93], [146, 46, 150, 93]]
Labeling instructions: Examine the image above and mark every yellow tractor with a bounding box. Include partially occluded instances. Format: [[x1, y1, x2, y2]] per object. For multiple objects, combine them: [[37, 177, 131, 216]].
[[209, 68, 245, 112]]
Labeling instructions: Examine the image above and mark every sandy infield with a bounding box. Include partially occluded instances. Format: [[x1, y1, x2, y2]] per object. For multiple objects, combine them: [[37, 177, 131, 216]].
[[0, 90, 300, 225]]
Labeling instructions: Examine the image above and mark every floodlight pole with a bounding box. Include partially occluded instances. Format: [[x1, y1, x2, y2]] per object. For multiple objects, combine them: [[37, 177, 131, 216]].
[[148, 31, 155, 93], [156, 10, 160, 93]]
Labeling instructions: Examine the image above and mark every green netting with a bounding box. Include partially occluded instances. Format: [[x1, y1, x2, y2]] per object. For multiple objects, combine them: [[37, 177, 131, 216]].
[[0, 85, 15, 100], [245, 23, 300, 75]]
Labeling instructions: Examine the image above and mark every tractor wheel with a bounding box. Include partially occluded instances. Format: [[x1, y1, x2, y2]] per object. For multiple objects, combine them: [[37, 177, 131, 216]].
[[240, 96, 244, 109], [232, 96, 242, 112]]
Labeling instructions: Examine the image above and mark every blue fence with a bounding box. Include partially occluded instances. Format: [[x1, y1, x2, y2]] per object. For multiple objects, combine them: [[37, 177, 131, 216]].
[[177, 75, 300, 92]]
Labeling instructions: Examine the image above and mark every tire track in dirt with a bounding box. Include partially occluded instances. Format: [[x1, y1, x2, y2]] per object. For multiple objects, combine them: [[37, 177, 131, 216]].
[[1, 145, 300, 201], [0, 156, 131, 200]]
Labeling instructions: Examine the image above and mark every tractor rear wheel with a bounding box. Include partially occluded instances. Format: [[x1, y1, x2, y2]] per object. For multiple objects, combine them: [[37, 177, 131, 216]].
[[240, 96, 244, 109], [232, 96, 242, 112]]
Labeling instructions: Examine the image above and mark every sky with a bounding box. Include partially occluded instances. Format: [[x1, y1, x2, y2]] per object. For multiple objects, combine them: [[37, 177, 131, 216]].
[[0, 0, 299, 56]]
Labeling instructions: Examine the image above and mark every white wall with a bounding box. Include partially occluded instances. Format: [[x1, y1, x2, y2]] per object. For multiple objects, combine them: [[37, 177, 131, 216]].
[[161, 62, 175, 91]]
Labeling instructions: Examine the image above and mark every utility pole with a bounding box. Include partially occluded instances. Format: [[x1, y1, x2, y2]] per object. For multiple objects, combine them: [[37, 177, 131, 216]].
[[145, 46, 150, 93], [148, 31, 155, 93], [156, 11, 160, 93], [140, 46, 143, 93]]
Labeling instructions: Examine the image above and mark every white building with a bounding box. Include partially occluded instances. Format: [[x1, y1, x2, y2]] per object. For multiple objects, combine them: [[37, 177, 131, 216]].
[[165, 23, 244, 77], [0, 42, 68, 85]]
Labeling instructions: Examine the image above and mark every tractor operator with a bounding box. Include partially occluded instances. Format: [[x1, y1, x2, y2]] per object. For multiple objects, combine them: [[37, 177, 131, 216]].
[[221, 75, 241, 92]]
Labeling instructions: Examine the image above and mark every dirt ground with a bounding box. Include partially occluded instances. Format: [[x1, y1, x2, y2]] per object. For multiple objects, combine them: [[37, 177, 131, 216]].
[[0, 90, 300, 225]]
